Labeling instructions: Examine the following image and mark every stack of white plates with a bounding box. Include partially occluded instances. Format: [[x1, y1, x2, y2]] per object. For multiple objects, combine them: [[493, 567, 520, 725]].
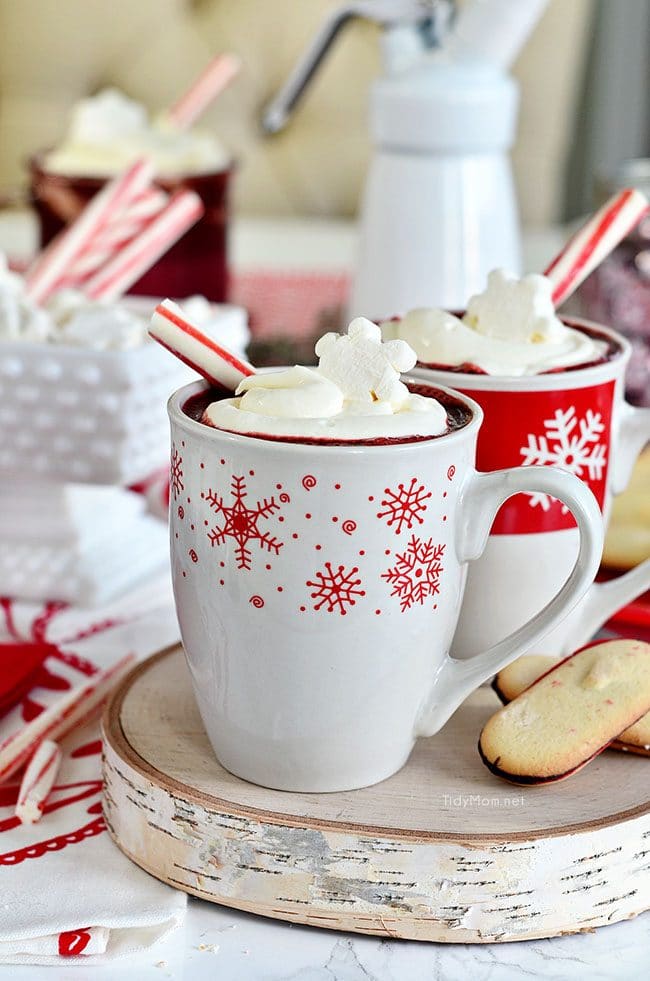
[[0, 484, 169, 605]]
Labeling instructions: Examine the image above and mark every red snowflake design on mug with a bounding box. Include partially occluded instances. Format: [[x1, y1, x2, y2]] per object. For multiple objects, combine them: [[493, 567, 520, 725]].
[[382, 536, 445, 612], [204, 475, 285, 571], [306, 563, 365, 615], [376, 477, 432, 534], [170, 445, 184, 500]]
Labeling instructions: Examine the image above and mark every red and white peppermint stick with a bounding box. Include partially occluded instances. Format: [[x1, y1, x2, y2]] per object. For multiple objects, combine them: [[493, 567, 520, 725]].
[[59, 188, 169, 283], [0, 654, 134, 783], [25, 158, 155, 305], [82, 189, 204, 302], [544, 187, 649, 308], [15, 739, 62, 824], [150, 298, 255, 391], [167, 53, 241, 130]]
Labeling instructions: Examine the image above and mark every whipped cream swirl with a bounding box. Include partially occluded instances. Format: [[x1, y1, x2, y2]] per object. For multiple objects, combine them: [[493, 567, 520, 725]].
[[203, 318, 449, 441], [44, 89, 229, 178], [388, 270, 608, 376]]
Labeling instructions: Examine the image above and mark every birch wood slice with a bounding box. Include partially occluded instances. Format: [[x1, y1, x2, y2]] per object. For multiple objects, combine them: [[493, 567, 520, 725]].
[[102, 645, 650, 943]]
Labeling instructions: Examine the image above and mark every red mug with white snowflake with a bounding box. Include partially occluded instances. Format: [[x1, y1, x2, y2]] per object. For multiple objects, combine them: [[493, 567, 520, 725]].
[[167, 377, 601, 792], [415, 318, 650, 659]]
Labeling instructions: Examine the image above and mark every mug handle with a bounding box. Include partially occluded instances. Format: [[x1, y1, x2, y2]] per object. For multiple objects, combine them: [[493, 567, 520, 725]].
[[555, 558, 650, 655], [611, 402, 650, 495], [414, 464, 602, 737]]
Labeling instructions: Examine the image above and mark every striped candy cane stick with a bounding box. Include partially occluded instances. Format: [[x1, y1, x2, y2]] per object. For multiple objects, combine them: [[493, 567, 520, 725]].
[[82, 189, 204, 302], [0, 654, 135, 783], [57, 188, 170, 284], [150, 298, 255, 391], [15, 739, 62, 824], [25, 159, 155, 305], [166, 53, 241, 130], [544, 188, 649, 308]]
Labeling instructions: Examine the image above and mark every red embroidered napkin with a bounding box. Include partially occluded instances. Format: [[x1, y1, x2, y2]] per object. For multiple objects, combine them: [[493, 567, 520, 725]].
[[0, 576, 186, 965], [0, 643, 58, 718]]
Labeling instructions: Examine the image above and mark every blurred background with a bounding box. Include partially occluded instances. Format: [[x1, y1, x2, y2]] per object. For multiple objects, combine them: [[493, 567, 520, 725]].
[[0, 0, 648, 226]]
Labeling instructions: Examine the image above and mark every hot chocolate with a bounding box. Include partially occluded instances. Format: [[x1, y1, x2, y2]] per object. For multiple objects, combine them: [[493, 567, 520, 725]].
[[183, 382, 472, 445], [189, 318, 470, 445], [31, 89, 233, 302], [43, 88, 229, 179], [384, 270, 619, 376]]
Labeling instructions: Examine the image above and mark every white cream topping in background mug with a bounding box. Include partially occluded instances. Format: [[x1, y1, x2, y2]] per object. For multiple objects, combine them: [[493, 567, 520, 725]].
[[385, 269, 608, 376], [203, 318, 450, 441], [44, 89, 230, 178]]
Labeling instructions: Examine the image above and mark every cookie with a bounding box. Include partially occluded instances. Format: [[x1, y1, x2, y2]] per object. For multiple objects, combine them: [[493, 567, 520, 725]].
[[603, 449, 650, 570], [480, 639, 650, 784], [493, 652, 650, 756], [492, 655, 556, 705], [602, 523, 650, 571]]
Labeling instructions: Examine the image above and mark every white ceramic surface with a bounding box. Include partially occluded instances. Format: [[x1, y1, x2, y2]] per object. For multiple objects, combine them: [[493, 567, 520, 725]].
[[168, 377, 601, 792], [414, 320, 650, 658]]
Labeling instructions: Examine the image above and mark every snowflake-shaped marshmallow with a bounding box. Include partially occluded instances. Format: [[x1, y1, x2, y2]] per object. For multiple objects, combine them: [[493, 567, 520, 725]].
[[465, 269, 563, 344], [315, 318, 416, 407]]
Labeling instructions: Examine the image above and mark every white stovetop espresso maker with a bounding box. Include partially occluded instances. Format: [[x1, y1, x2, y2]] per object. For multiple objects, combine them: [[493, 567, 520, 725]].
[[262, 0, 548, 320]]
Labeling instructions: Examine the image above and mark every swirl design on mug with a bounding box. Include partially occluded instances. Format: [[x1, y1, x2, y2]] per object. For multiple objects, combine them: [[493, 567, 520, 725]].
[[342, 519, 357, 536], [447, 465, 456, 481], [189, 548, 198, 564], [302, 474, 317, 491], [279, 492, 291, 504], [249, 595, 265, 609]]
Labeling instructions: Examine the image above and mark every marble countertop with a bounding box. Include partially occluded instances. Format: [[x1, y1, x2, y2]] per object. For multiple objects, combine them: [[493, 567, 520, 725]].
[[4, 896, 649, 980]]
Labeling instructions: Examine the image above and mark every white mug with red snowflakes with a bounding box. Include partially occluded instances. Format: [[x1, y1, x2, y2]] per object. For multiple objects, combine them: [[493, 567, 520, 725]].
[[167, 377, 602, 792], [416, 319, 650, 659]]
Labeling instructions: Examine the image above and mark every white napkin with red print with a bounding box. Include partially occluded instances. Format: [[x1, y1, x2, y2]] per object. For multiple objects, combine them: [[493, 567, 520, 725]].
[[0, 573, 186, 965]]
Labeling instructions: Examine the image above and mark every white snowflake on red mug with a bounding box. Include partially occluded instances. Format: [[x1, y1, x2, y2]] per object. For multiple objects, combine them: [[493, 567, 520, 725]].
[[382, 536, 445, 612], [519, 407, 607, 512], [204, 475, 285, 570]]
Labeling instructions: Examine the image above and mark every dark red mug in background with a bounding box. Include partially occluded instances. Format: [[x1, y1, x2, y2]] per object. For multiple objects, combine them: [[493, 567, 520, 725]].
[[29, 156, 233, 302]]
